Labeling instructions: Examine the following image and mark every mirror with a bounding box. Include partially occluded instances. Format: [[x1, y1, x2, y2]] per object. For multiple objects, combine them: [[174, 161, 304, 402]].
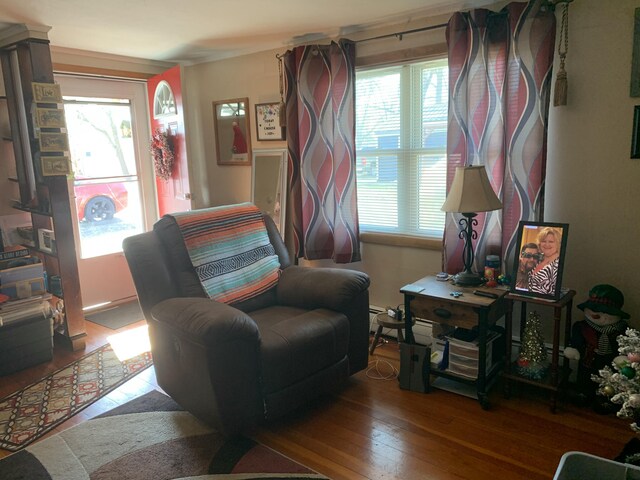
[[213, 98, 251, 165], [252, 149, 287, 236]]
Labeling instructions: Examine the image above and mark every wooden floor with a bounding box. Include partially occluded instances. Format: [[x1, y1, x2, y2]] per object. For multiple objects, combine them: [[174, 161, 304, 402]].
[[0, 325, 634, 479]]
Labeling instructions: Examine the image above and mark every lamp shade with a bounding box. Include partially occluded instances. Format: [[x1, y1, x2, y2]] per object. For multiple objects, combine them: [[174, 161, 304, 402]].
[[441, 165, 502, 213]]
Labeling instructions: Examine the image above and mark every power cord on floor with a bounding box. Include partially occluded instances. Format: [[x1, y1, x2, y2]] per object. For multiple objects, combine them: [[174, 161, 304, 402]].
[[366, 358, 399, 380]]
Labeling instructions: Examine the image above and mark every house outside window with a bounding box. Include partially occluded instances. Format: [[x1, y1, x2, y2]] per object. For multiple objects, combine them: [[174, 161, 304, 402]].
[[355, 57, 448, 240]]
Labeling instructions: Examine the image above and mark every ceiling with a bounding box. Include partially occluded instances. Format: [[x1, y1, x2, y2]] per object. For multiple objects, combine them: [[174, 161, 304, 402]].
[[0, 0, 495, 64]]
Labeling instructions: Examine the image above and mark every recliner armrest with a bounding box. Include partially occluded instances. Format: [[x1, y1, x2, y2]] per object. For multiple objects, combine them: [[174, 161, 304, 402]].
[[150, 297, 260, 346], [276, 266, 370, 312]]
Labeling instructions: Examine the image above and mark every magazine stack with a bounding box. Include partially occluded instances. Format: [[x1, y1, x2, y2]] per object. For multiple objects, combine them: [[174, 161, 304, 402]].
[[0, 246, 54, 376]]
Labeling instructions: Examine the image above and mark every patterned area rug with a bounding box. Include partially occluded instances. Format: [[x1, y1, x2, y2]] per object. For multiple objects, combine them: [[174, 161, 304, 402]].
[[0, 390, 329, 479], [0, 343, 152, 451]]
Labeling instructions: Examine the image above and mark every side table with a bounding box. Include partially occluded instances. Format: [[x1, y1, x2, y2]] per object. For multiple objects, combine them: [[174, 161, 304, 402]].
[[502, 290, 576, 413], [401, 276, 508, 409]]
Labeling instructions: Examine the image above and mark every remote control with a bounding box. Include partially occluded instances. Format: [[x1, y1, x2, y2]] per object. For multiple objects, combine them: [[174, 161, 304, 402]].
[[473, 290, 499, 299]]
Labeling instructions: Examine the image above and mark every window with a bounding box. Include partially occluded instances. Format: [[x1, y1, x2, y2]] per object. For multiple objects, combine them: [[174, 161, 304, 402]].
[[355, 58, 448, 239]]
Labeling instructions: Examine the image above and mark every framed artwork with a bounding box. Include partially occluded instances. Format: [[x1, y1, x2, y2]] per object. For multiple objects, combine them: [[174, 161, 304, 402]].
[[510, 221, 569, 300], [632, 106, 640, 158], [35, 107, 67, 129], [39, 132, 69, 152], [255, 103, 284, 141], [32, 82, 62, 103], [213, 97, 252, 165], [41, 155, 71, 176]]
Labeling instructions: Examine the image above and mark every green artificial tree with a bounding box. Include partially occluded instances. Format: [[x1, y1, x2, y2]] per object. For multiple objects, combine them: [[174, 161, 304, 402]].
[[516, 310, 549, 380]]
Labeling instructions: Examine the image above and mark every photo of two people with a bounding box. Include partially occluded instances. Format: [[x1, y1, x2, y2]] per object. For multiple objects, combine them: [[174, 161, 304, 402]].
[[512, 221, 569, 300]]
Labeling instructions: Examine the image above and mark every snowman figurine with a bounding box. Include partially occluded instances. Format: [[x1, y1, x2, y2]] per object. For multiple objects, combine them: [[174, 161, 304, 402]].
[[564, 284, 630, 411]]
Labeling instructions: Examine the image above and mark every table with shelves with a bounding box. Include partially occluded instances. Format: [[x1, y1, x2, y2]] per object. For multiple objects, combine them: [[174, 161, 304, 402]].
[[502, 290, 576, 413], [401, 276, 508, 409]]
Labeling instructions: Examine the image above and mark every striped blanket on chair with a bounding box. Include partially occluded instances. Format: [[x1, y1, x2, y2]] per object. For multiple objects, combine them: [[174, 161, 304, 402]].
[[170, 203, 281, 304]]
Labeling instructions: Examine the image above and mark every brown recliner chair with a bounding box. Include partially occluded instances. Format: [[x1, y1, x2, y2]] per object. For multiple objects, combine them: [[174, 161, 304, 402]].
[[123, 210, 370, 434]]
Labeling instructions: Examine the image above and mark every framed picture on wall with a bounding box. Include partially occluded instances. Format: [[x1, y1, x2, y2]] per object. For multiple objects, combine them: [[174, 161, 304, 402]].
[[510, 221, 569, 300], [255, 103, 284, 141], [213, 97, 252, 165]]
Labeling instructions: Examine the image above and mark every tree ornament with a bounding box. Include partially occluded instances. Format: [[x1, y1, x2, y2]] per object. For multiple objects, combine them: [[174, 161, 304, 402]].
[[614, 355, 630, 368], [150, 128, 174, 181], [629, 352, 640, 363], [621, 366, 636, 379], [603, 385, 615, 397]]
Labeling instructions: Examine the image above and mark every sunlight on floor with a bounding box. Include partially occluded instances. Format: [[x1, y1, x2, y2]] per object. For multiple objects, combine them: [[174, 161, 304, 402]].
[[107, 325, 151, 361]]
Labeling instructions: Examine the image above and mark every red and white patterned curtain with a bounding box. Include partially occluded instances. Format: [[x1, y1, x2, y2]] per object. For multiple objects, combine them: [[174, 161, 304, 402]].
[[443, 1, 556, 275], [283, 39, 361, 264]]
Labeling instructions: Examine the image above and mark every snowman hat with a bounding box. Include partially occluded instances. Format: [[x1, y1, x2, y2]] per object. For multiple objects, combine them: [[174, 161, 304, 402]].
[[577, 284, 630, 319]]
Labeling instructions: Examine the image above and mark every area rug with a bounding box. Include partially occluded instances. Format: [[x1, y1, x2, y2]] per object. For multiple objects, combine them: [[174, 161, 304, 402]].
[[0, 390, 329, 479], [86, 301, 145, 330], [0, 343, 152, 452]]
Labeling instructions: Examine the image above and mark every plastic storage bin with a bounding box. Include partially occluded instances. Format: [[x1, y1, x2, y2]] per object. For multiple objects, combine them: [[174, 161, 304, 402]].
[[554, 451, 640, 480]]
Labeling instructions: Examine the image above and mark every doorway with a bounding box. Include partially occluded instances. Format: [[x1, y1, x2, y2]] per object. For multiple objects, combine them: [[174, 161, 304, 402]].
[[55, 75, 156, 308]]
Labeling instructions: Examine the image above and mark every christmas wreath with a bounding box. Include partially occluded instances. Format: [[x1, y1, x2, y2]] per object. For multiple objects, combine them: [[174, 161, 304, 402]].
[[150, 128, 174, 180]]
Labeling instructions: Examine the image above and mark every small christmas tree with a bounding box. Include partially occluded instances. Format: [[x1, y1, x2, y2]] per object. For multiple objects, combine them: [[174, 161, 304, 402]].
[[594, 328, 640, 432], [516, 310, 548, 380]]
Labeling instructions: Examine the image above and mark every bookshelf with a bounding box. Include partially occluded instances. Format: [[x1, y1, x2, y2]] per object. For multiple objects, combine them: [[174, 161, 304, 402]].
[[0, 31, 85, 351]]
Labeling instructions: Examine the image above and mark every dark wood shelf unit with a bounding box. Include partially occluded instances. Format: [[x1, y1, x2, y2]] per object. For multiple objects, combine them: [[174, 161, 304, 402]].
[[0, 34, 85, 351], [503, 290, 576, 413]]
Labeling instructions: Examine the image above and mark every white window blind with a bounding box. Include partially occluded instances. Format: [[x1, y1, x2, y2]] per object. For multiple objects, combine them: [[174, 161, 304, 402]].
[[355, 58, 448, 239]]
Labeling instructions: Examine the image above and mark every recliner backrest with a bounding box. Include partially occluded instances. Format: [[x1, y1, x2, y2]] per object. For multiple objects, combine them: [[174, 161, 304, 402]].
[[150, 211, 290, 312]]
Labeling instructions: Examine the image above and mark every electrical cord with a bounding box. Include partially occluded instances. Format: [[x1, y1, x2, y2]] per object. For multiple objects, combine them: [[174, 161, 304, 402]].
[[366, 358, 399, 380]]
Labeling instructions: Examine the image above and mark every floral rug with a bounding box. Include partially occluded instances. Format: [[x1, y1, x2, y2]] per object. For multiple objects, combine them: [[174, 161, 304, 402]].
[[0, 343, 152, 451], [0, 390, 329, 479]]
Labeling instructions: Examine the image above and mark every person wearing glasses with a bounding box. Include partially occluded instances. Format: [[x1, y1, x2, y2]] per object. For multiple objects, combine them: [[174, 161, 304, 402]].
[[515, 242, 540, 290], [528, 226, 562, 295]]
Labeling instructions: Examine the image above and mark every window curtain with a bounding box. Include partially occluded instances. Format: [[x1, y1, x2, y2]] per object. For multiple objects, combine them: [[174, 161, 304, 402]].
[[443, 0, 556, 275], [282, 39, 361, 264]]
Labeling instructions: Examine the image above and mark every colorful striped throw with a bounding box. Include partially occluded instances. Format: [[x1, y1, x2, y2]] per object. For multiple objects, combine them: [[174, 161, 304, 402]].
[[170, 203, 281, 304]]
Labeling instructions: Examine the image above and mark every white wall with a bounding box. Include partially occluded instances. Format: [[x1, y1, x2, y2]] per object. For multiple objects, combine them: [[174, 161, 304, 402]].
[[183, 0, 640, 323], [546, 0, 640, 324]]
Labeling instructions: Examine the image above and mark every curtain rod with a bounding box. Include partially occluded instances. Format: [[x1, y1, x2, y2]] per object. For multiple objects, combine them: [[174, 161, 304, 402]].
[[355, 22, 448, 44]]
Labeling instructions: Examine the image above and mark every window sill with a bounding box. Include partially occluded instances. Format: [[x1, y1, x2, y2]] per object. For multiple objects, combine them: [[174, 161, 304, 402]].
[[360, 232, 442, 250]]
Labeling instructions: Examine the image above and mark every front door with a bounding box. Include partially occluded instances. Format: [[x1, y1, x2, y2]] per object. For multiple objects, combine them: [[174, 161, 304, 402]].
[[56, 75, 155, 309], [147, 65, 192, 216]]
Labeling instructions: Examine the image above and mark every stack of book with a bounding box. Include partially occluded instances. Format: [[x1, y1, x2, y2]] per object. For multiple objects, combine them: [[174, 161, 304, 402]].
[[0, 246, 50, 327]]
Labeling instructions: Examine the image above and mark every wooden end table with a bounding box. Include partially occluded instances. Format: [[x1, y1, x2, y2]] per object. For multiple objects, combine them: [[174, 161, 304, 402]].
[[401, 276, 508, 409]]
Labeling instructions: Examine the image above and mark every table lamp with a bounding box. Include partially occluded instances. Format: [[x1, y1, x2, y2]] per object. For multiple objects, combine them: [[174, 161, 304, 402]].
[[441, 165, 502, 286]]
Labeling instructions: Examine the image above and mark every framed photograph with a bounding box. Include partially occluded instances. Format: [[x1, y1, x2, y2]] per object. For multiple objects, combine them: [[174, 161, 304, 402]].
[[35, 107, 67, 129], [510, 221, 569, 300], [37, 228, 56, 254], [32, 82, 62, 103], [39, 132, 69, 152], [632, 106, 640, 158], [213, 97, 252, 165], [41, 155, 71, 176], [255, 103, 284, 141]]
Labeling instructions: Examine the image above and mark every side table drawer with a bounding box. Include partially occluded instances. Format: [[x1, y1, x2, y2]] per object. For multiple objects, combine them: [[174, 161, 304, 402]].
[[410, 296, 478, 329]]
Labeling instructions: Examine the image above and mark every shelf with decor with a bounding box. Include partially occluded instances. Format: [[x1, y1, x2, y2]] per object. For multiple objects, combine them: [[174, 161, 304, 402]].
[[0, 33, 86, 351]]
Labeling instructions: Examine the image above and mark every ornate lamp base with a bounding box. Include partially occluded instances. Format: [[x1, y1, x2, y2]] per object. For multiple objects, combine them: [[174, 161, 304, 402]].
[[452, 271, 484, 287]]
